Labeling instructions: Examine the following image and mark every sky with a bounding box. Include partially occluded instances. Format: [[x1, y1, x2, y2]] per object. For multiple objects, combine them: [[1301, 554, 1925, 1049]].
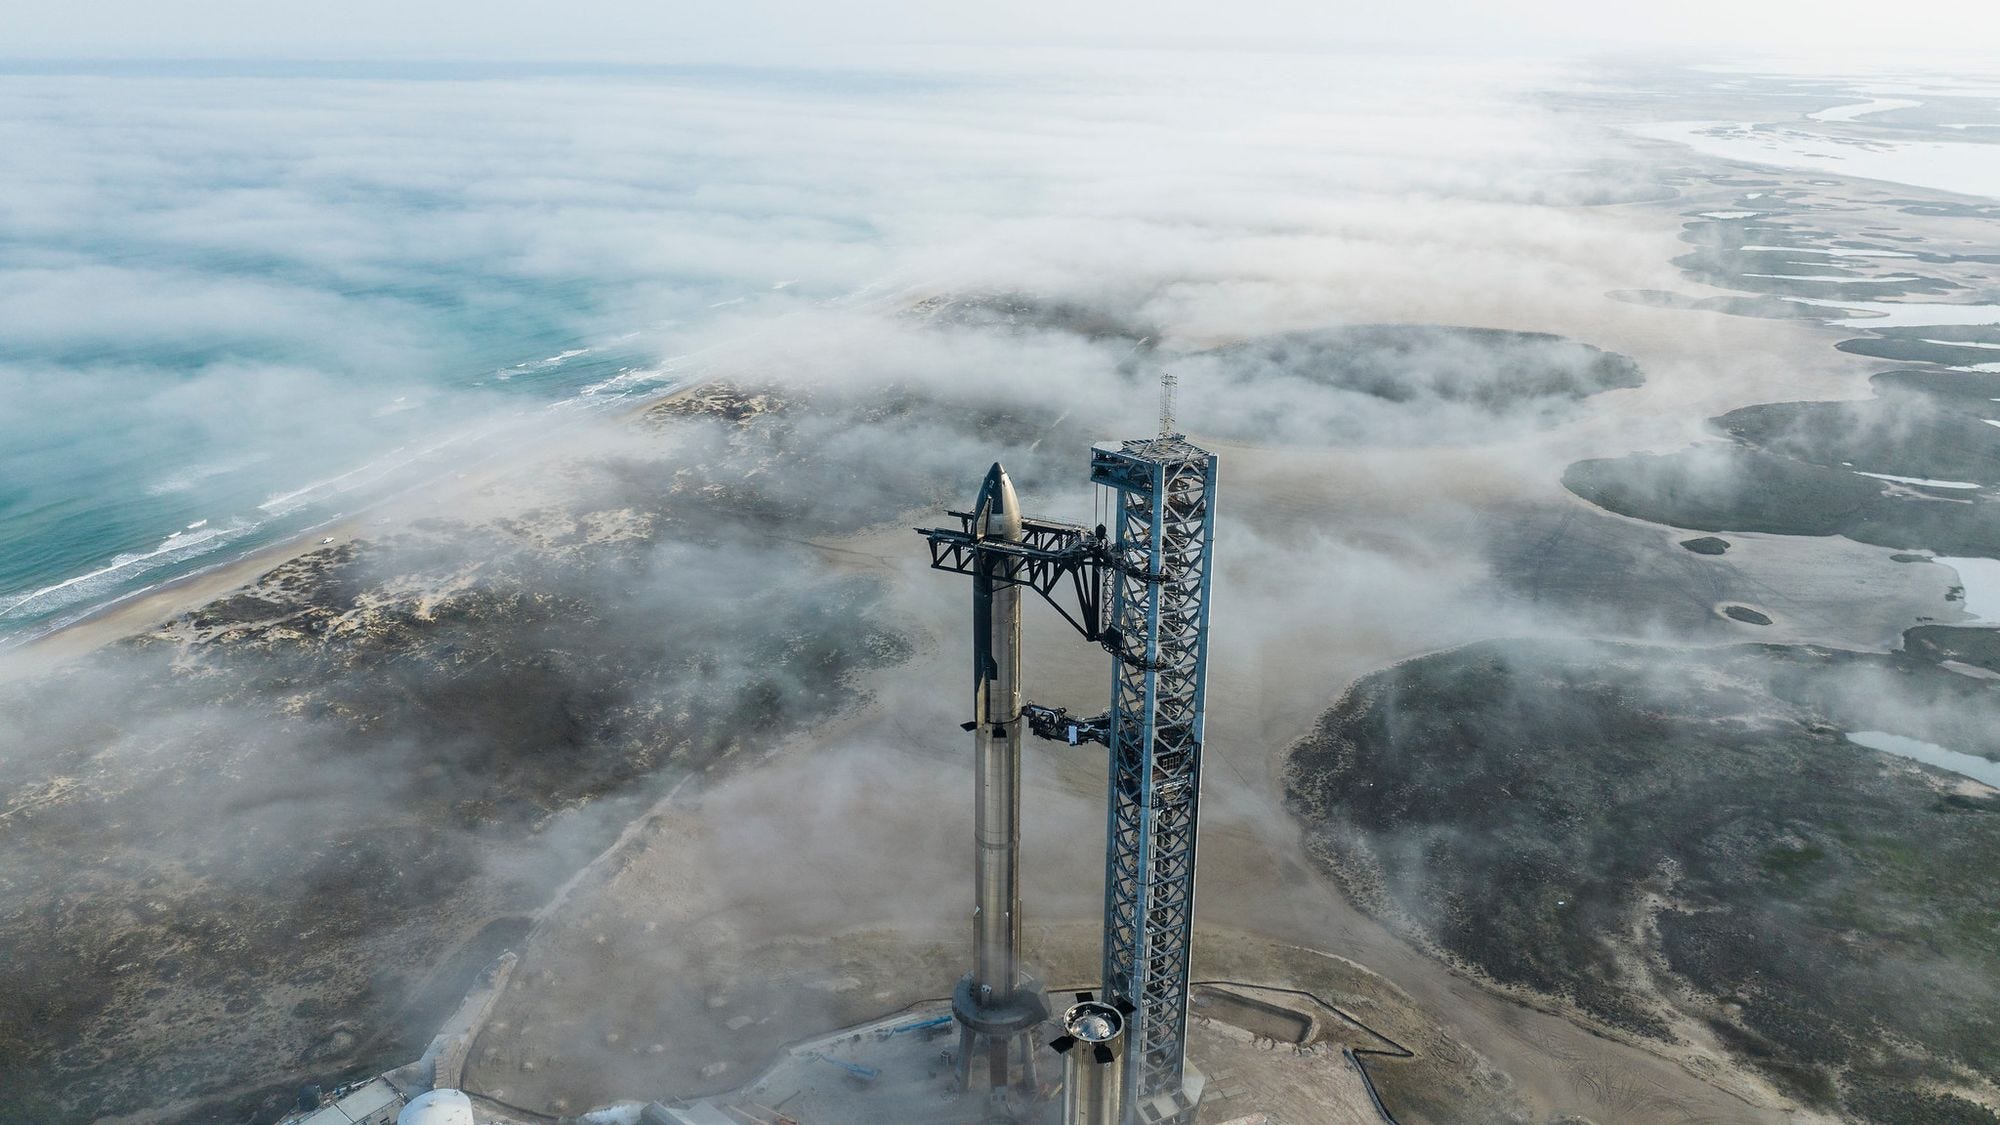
[[1, 0, 1998, 59]]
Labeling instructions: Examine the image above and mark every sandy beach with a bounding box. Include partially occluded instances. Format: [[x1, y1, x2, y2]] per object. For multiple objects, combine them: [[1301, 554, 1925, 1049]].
[[0, 380, 719, 686]]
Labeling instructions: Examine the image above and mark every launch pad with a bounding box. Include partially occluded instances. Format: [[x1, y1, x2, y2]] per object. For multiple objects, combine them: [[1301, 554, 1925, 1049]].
[[647, 933, 1403, 1125], [919, 418, 1219, 1125], [273, 416, 1421, 1125]]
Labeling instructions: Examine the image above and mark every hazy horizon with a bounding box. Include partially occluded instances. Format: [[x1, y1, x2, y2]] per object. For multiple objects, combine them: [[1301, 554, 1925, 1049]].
[[3, 0, 1998, 60]]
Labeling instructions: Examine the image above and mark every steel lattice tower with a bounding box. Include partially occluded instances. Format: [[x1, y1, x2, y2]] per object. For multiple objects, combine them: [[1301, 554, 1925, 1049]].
[[1089, 434, 1217, 1124], [921, 426, 1219, 1125]]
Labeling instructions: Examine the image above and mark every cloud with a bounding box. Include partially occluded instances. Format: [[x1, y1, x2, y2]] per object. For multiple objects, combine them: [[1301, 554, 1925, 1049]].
[[3, 1, 1999, 57], [2, 48, 1903, 1121]]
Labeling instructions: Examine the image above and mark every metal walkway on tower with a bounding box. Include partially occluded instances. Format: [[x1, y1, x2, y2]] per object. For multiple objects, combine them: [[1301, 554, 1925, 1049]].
[[1088, 434, 1217, 1124]]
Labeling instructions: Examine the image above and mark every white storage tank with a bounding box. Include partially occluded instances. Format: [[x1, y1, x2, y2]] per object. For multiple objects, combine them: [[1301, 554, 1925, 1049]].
[[397, 1088, 476, 1125]]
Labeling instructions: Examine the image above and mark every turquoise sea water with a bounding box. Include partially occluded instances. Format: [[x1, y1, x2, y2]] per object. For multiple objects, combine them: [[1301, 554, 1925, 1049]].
[[0, 51, 1588, 644], [0, 263, 667, 637], [0, 60, 965, 642]]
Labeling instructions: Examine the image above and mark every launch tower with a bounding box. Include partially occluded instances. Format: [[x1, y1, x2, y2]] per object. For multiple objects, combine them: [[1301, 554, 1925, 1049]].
[[1086, 434, 1216, 1123], [920, 408, 1217, 1125]]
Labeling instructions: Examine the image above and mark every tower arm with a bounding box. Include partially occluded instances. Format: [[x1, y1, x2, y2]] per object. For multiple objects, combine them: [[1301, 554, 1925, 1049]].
[[1022, 703, 1111, 747], [916, 516, 1109, 642]]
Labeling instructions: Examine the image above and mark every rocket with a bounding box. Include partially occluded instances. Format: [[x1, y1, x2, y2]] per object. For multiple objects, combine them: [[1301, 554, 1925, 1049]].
[[925, 460, 1048, 1093], [969, 462, 1024, 1007]]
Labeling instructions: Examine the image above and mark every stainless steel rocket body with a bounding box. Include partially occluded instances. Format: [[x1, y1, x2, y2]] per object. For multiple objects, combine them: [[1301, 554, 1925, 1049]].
[[970, 464, 1024, 999], [932, 462, 1046, 1094]]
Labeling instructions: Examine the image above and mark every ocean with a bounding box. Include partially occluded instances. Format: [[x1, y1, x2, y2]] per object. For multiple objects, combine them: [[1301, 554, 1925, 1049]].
[[0, 59, 967, 643], [0, 50, 1682, 645]]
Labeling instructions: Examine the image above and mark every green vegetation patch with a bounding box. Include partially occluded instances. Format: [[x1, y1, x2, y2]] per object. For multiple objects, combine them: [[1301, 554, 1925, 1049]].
[[1563, 445, 1879, 537], [1565, 445, 2000, 556], [1716, 392, 2000, 485], [1837, 337, 2000, 368], [1905, 624, 2000, 676], [1186, 324, 1644, 447], [1285, 639, 2000, 1122]]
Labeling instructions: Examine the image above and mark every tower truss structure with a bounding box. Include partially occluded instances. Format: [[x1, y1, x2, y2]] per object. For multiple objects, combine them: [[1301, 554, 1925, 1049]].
[[1088, 435, 1217, 1124]]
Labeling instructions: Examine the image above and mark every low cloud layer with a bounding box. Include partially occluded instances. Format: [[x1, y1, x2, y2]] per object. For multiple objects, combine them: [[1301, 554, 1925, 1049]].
[[0, 52, 1689, 634], [9, 53, 1950, 1123], [4, 3, 1998, 57]]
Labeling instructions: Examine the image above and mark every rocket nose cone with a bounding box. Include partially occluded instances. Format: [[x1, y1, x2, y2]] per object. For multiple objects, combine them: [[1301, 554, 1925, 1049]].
[[977, 462, 1024, 541]]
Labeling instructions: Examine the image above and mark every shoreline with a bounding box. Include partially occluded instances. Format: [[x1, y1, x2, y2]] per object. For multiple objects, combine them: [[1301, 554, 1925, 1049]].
[[0, 518, 365, 678], [0, 378, 711, 685], [0, 274, 945, 685]]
